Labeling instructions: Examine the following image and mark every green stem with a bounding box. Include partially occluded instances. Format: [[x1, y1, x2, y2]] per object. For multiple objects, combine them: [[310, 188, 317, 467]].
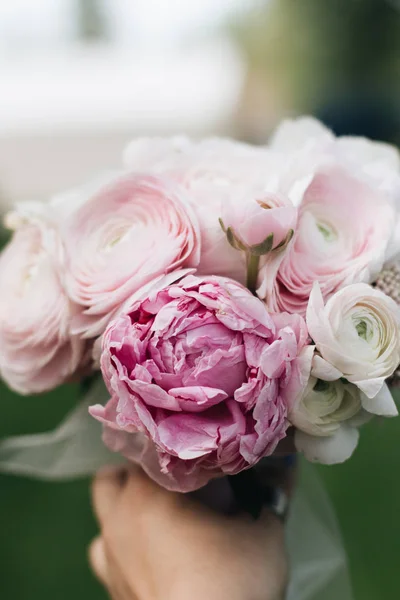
[[246, 254, 260, 296]]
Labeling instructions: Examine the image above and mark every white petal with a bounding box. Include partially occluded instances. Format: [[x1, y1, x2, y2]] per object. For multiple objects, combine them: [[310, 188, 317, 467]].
[[337, 137, 400, 171], [353, 376, 387, 400], [385, 216, 400, 264], [123, 136, 192, 170], [347, 409, 373, 428], [306, 282, 333, 346], [295, 426, 359, 464], [288, 174, 314, 207], [269, 117, 333, 152], [360, 383, 398, 417], [311, 355, 343, 381]]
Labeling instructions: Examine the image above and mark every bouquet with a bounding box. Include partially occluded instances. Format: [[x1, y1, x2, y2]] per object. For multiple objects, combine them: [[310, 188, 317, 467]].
[[1, 117, 400, 599]]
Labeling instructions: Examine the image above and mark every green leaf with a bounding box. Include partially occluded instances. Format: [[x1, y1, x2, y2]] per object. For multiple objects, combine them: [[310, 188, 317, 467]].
[[286, 228, 294, 243], [226, 226, 239, 249], [218, 217, 227, 233], [249, 233, 274, 256], [234, 236, 248, 252], [224, 225, 247, 251], [273, 228, 294, 252]]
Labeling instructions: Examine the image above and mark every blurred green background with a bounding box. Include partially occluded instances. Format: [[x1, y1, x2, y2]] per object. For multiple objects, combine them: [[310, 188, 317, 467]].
[[1, 1, 400, 599]]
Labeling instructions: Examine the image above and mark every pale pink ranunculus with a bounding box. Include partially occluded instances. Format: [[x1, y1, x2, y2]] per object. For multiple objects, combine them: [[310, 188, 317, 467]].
[[123, 136, 281, 283], [0, 215, 83, 394], [307, 282, 400, 415], [61, 174, 200, 339], [259, 117, 400, 312], [259, 166, 395, 315], [257, 117, 400, 314], [90, 273, 312, 492]]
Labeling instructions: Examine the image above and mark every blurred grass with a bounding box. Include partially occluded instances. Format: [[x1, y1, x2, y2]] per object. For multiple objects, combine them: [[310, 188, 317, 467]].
[[316, 402, 400, 600], [0, 383, 107, 600], [1, 381, 399, 599]]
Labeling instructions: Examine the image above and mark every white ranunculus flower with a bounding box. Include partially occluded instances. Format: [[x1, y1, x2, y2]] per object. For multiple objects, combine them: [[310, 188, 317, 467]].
[[290, 377, 362, 437], [307, 282, 400, 416], [294, 426, 360, 465], [289, 377, 369, 464]]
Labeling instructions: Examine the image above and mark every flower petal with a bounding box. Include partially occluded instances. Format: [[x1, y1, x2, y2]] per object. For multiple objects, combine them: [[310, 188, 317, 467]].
[[360, 383, 398, 416], [352, 376, 387, 399], [295, 426, 359, 464], [269, 116, 333, 152], [347, 409, 373, 428], [306, 282, 333, 346], [311, 354, 343, 381]]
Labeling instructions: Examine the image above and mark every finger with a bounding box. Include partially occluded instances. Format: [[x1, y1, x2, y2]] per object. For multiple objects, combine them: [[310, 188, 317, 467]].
[[88, 536, 109, 587], [92, 467, 127, 525], [124, 466, 162, 500], [117, 467, 180, 524]]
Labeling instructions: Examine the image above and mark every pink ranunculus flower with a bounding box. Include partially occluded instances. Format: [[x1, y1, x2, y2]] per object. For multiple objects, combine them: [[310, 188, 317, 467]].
[[259, 165, 395, 315], [0, 212, 83, 394], [61, 174, 200, 338], [123, 136, 281, 283], [257, 117, 400, 314], [90, 274, 312, 492]]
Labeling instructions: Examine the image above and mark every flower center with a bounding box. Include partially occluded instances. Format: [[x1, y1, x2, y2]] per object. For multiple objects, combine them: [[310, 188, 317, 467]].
[[313, 379, 330, 393], [103, 224, 131, 253], [352, 314, 375, 344], [355, 319, 368, 340], [316, 220, 337, 242], [304, 379, 361, 423]]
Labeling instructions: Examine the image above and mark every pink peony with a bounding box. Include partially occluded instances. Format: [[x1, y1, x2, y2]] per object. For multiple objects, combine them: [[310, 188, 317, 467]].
[[90, 274, 312, 492], [0, 215, 83, 394], [61, 174, 200, 338]]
